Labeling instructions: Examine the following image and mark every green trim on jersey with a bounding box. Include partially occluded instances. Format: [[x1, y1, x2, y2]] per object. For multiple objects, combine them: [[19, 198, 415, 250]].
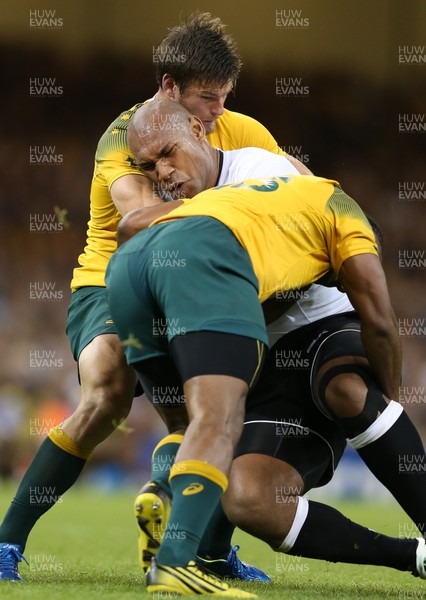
[[95, 103, 143, 168], [326, 185, 371, 226]]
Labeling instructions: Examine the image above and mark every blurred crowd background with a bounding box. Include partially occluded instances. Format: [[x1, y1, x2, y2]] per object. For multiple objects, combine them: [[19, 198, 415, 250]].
[[0, 0, 424, 494]]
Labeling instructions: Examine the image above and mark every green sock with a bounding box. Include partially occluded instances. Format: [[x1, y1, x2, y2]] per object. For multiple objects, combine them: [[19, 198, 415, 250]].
[[150, 434, 183, 496], [197, 501, 235, 559], [0, 438, 86, 550], [157, 460, 227, 567]]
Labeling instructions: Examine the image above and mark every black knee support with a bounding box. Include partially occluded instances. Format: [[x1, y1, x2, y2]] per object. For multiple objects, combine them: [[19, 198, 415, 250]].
[[316, 364, 388, 437]]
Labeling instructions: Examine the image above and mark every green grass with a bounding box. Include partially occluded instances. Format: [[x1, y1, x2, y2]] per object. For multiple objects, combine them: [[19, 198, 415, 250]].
[[0, 483, 424, 599]]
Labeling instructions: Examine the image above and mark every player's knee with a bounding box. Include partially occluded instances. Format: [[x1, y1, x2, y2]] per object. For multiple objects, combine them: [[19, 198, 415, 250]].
[[83, 385, 133, 420], [317, 365, 388, 437], [72, 394, 131, 432], [70, 372, 135, 436], [82, 360, 136, 408], [325, 372, 366, 418], [78, 335, 137, 411]]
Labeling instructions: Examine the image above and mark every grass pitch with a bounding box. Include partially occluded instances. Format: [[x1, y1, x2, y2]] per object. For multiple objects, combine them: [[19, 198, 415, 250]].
[[0, 483, 424, 599]]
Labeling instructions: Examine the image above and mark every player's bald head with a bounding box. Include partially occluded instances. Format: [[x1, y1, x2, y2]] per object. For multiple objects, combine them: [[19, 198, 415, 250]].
[[126, 98, 218, 199], [128, 99, 194, 151]]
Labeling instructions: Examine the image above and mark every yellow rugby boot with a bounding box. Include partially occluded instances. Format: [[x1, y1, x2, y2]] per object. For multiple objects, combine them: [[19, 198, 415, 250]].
[[134, 481, 171, 572], [147, 558, 258, 597]]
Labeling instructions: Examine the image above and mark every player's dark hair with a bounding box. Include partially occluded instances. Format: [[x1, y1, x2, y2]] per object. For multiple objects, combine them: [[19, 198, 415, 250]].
[[155, 12, 242, 93]]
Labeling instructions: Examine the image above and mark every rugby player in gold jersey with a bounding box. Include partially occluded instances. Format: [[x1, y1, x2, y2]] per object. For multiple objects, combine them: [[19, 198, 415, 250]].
[[0, 12, 308, 583]]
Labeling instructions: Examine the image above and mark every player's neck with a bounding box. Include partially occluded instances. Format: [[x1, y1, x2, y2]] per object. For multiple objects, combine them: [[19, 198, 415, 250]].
[[206, 148, 222, 190], [154, 89, 168, 101]]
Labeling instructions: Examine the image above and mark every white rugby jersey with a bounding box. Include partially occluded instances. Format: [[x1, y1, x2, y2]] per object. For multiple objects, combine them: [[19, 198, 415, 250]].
[[217, 146, 299, 186], [215, 146, 353, 342], [266, 284, 353, 346]]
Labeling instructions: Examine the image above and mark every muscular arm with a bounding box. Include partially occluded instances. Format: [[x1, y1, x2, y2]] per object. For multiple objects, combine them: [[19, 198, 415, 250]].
[[117, 200, 184, 246], [338, 253, 402, 399], [111, 173, 183, 245], [110, 173, 163, 216]]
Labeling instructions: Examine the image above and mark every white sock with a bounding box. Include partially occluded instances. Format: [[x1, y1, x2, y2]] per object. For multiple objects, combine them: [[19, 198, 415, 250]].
[[350, 400, 403, 450], [276, 496, 309, 552]]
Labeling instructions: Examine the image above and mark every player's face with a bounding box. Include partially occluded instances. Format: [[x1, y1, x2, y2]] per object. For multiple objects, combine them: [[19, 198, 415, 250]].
[[133, 123, 211, 200], [175, 81, 233, 134]]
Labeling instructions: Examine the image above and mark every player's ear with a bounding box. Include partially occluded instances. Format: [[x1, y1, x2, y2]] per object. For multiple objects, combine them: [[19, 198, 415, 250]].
[[162, 74, 177, 98], [190, 115, 205, 140]]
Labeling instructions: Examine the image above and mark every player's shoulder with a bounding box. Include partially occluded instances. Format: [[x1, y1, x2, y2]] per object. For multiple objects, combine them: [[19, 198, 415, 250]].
[[217, 108, 268, 129], [223, 146, 282, 171], [225, 146, 274, 160], [95, 101, 146, 160], [221, 147, 300, 184], [104, 103, 143, 136], [213, 108, 283, 154]]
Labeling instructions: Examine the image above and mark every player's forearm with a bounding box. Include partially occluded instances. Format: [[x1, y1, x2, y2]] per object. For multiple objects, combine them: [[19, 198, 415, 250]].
[[110, 174, 164, 216], [339, 255, 401, 399], [360, 313, 402, 400], [117, 208, 146, 245], [117, 201, 183, 246]]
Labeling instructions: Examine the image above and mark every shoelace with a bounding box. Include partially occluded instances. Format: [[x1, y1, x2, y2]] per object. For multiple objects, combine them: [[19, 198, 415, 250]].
[[228, 545, 249, 575], [0, 546, 28, 572]]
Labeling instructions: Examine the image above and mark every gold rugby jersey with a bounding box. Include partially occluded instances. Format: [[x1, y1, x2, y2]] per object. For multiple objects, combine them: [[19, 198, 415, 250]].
[[70, 104, 284, 291], [152, 176, 378, 303]]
